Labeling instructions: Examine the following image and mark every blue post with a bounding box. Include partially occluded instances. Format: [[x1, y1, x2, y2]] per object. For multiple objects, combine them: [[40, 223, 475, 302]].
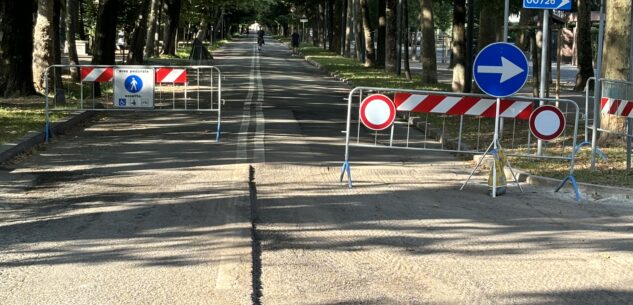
[[340, 160, 353, 188], [556, 176, 581, 201], [215, 121, 221, 143]]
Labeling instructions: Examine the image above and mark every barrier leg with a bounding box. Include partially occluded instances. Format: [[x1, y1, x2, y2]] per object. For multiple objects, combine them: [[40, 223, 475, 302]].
[[44, 121, 52, 143], [215, 120, 221, 143], [460, 141, 494, 191], [340, 160, 353, 188], [556, 175, 581, 201], [505, 160, 524, 193]]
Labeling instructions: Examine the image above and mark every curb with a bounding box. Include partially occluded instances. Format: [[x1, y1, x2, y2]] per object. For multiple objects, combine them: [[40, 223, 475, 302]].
[[517, 171, 633, 201], [0, 111, 96, 164], [473, 154, 633, 201]]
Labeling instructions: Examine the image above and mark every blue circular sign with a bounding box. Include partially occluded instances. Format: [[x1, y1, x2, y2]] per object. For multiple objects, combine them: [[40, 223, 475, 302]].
[[124, 75, 143, 93], [473, 42, 529, 98]]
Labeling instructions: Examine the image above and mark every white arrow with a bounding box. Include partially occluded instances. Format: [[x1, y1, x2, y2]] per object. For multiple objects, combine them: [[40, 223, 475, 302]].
[[477, 57, 524, 83], [557, 0, 570, 9]]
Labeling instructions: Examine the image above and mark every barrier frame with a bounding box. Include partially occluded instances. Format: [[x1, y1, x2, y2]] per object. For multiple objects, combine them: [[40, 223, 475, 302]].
[[44, 64, 223, 143], [340, 86, 582, 200]]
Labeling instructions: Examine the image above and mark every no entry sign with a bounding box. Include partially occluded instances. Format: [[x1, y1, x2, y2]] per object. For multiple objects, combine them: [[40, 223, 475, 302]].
[[359, 94, 396, 131], [529, 105, 565, 141]]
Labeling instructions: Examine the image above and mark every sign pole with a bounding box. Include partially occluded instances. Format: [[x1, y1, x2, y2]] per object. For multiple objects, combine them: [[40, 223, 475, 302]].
[[537, 9, 550, 156], [591, 0, 605, 171], [503, 0, 509, 42], [463, 43, 529, 196]]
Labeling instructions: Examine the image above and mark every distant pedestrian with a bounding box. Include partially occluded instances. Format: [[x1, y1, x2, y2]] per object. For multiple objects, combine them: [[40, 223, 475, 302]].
[[116, 32, 126, 60], [257, 28, 265, 52], [291, 31, 300, 56]]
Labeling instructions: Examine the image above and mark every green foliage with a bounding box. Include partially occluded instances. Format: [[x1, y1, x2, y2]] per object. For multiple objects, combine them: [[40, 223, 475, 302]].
[[299, 44, 450, 91]]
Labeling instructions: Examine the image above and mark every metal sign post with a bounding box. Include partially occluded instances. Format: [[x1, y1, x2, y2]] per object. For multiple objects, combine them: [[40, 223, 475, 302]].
[[522, 0, 572, 156], [463, 42, 529, 197]]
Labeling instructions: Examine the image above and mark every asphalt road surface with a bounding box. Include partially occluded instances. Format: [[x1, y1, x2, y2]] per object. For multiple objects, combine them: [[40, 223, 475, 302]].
[[1, 37, 633, 305]]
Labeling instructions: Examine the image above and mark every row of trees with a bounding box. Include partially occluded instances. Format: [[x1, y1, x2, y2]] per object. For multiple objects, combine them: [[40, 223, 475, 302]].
[[0, 0, 630, 101], [272, 0, 628, 95], [0, 0, 266, 98]]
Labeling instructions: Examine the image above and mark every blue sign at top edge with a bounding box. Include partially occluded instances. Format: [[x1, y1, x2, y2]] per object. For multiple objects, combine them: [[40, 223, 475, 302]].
[[473, 42, 529, 98], [523, 0, 572, 11]]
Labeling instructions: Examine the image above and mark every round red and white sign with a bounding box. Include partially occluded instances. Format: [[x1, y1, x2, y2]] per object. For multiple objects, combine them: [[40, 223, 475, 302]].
[[529, 105, 565, 141], [359, 94, 396, 131]]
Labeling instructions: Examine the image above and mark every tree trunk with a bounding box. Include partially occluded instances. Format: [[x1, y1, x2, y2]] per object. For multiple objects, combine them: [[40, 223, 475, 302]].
[[53, 0, 66, 103], [344, 0, 353, 57], [161, 0, 181, 56], [385, 0, 397, 73], [32, 0, 56, 94], [420, 0, 437, 84], [78, 0, 87, 40], [66, 0, 80, 81], [340, 0, 347, 55], [91, 0, 118, 97], [0, 0, 36, 97], [376, 0, 386, 67], [127, 0, 151, 64], [144, 0, 161, 58], [451, 0, 466, 92], [354, 0, 362, 60], [360, 0, 375, 67], [599, 0, 631, 145], [403, 0, 411, 80], [531, 28, 540, 97], [573, 0, 594, 91], [477, 0, 503, 51], [329, 0, 342, 53]]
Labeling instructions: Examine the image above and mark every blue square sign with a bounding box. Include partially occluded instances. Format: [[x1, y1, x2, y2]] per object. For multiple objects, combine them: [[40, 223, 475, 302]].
[[118, 98, 127, 106]]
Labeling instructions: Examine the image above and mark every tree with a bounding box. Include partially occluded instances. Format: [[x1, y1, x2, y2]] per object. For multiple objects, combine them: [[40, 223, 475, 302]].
[[574, 0, 594, 91], [402, 0, 412, 80], [360, 0, 375, 67], [161, 0, 182, 55], [376, 0, 386, 67], [67, 0, 81, 81], [599, 0, 631, 145], [33, 0, 56, 94], [144, 0, 161, 58], [0, 0, 36, 97], [344, 0, 353, 57], [385, 0, 398, 72], [91, 0, 118, 97], [420, 0, 437, 84], [127, 0, 151, 64], [451, 0, 466, 92]]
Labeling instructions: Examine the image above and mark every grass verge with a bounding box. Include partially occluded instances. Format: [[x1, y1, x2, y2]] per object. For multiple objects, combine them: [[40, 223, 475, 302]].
[[0, 98, 67, 145], [299, 44, 450, 91]]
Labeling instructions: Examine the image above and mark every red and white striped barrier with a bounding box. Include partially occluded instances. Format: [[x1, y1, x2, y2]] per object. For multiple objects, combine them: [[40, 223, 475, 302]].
[[394, 93, 533, 120], [155, 68, 187, 84], [600, 97, 633, 118], [80, 67, 113, 82]]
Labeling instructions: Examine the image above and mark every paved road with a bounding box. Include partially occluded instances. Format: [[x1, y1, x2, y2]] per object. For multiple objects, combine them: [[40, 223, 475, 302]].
[[2, 37, 633, 305]]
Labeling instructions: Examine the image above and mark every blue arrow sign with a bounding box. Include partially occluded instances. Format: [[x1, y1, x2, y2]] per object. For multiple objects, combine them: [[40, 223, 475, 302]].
[[473, 42, 529, 98], [523, 0, 571, 11]]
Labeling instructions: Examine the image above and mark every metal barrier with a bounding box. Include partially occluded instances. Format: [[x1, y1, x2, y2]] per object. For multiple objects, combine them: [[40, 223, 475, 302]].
[[340, 86, 582, 199], [586, 78, 633, 170], [43, 64, 223, 142]]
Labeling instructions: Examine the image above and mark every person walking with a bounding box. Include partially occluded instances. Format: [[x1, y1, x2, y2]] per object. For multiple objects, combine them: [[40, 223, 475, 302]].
[[291, 30, 300, 56], [257, 28, 265, 52]]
